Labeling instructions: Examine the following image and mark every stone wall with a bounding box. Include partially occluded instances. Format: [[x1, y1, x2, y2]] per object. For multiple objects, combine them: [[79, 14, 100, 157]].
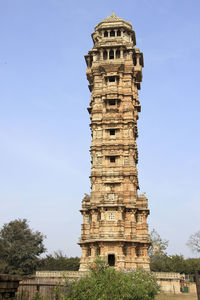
[[154, 272, 184, 294], [0, 274, 21, 300], [17, 271, 198, 299]]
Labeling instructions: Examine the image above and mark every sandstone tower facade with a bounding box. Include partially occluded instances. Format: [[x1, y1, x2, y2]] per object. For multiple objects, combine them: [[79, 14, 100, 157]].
[[79, 14, 150, 271]]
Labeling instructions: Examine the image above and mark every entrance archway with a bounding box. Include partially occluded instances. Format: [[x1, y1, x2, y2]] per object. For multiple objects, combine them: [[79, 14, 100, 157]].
[[108, 254, 115, 266]]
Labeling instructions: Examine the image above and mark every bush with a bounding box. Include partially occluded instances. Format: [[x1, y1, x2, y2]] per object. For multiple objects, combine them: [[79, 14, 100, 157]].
[[38, 251, 80, 271], [63, 257, 159, 300]]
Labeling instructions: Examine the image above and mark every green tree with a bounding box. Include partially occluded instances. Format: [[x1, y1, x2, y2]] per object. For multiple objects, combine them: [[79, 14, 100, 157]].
[[184, 258, 200, 275], [0, 218, 46, 275], [38, 251, 80, 271], [150, 252, 169, 272], [64, 257, 159, 300]]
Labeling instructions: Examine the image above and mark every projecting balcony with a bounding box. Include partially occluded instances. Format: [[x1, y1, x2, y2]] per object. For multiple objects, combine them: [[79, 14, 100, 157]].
[[133, 65, 142, 83]]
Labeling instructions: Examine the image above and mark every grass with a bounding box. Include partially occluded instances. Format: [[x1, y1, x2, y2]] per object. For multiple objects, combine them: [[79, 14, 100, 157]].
[[156, 294, 197, 300]]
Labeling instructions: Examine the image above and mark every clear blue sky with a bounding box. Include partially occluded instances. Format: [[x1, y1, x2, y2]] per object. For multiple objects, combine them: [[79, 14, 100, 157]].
[[0, 0, 199, 258]]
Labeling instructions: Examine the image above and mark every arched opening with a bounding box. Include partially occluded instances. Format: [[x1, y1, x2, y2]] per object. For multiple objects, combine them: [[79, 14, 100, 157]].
[[103, 50, 107, 60], [133, 55, 137, 66], [110, 30, 115, 37], [136, 246, 140, 257], [116, 49, 120, 59], [108, 254, 115, 266], [109, 99, 116, 105], [108, 76, 115, 82], [117, 29, 121, 36], [109, 50, 114, 59], [104, 31, 108, 37]]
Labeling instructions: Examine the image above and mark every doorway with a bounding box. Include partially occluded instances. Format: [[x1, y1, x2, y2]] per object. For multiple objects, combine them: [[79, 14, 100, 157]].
[[108, 254, 115, 266]]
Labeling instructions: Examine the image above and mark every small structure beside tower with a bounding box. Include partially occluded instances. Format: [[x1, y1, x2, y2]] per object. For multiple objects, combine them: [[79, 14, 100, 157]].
[[78, 13, 150, 271]]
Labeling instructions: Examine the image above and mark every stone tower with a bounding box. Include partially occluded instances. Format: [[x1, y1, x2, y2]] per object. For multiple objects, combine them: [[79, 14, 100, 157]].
[[78, 13, 150, 271]]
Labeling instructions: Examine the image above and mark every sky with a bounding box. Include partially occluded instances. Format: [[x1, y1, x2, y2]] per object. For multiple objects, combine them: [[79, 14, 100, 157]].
[[0, 0, 200, 258]]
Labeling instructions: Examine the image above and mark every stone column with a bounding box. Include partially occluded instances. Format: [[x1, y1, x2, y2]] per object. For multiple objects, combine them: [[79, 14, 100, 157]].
[[81, 245, 88, 258], [120, 47, 123, 58], [100, 49, 103, 60], [117, 207, 123, 220], [91, 245, 96, 257], [82, 211, 87, 224], [136, 54, 140, 66], [113, 48, 116, 59], [100, 207, 104, 220]]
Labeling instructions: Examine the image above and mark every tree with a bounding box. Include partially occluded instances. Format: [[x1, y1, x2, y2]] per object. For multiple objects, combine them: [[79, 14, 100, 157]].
[[149, 229, 168, 257], [0, 219, 46, 275], [187, 231, 200, 254], [38, 251, 80, 271], [184, 258, 200, 275], [63, 257, 159, 300], [149, 229, 169, 272]]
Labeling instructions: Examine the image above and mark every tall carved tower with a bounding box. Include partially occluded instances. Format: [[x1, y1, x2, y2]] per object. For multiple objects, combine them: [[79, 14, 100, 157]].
[[79, 14, 150, 271]]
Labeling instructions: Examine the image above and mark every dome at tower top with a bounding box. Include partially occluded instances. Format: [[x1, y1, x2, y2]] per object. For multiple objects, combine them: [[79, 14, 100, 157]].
[[95, 13, 133, 30]]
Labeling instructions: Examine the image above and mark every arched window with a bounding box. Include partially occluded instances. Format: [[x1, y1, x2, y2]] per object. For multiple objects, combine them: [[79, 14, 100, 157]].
[[109, 50, 114, 59], [103, 50, 107, 60], [136, 246, 140, 257], [117, 29, 121, 36], [110, 30, 115, 37], [104, 31, 108, 37], [116, 49, 120, 59]]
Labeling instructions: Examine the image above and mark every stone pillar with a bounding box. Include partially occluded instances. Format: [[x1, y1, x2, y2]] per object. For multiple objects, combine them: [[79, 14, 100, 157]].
[[100, 49, 103, 60], [0, 275, 21, 300], [100, 207, 104, 220], [91, 245, 96, 257], [120, 47, 123, 58], [81, 245, 88, 258], [136, 54, 140, 66], [114, 48, 116, 59]]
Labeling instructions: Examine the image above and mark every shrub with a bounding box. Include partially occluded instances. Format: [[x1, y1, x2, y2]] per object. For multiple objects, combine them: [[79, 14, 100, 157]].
[[63, 257, 159, 300]]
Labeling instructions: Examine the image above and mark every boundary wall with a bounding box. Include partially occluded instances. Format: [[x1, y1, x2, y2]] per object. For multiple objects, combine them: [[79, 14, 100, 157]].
[[17, 271, 197, 299]]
